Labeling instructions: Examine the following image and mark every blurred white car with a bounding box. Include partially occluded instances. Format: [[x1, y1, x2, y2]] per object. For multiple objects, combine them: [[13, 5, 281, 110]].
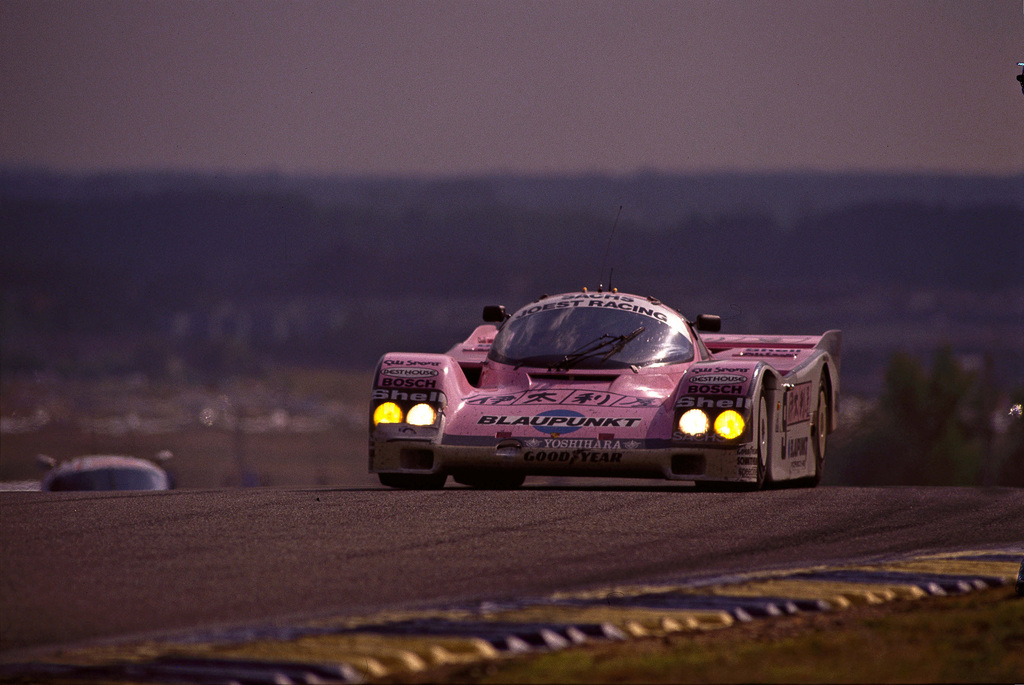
[[37, 453, 173, 491]]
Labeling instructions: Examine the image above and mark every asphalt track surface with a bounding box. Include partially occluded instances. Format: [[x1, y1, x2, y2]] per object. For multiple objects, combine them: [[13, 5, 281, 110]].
[[2, 484, 1022, 658]]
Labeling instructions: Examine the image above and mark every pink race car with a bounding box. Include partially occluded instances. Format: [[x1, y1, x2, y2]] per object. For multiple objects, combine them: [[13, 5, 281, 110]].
[[370, 290, 840, 490]]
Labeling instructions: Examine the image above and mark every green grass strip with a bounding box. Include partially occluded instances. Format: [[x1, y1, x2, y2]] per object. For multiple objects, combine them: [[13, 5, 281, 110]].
[[389, 587, 1023, 684]]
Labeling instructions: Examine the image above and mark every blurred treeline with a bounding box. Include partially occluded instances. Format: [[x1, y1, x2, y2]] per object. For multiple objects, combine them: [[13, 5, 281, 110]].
[[3, 170, 1022, 390], [829, 347, 1024, 487]]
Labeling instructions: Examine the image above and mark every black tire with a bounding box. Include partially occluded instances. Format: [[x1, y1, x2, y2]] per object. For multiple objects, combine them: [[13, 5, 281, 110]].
[[452, 472, 526, 489], [378, 473, 447, 489], [806, 381, 829, 487], [753, 393, 770, 490], [699, 393, 770, 493]]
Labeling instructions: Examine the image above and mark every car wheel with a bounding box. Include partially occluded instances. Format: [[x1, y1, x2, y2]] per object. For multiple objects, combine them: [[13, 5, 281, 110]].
[[453, 472, 526, 489], [807, 382, 829, 487], [716, 393, 770, 493], [378, 473, 447, 489], [754, 393, 769, 490]]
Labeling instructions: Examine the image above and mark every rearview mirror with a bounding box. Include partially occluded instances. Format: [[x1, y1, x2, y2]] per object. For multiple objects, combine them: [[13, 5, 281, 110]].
[[482, 305, 507, 323], [695, 314, 721, 332]]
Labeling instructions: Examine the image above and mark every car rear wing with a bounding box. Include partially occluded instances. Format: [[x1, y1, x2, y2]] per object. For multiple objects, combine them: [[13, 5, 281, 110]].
[[701, 330, 842, 376]]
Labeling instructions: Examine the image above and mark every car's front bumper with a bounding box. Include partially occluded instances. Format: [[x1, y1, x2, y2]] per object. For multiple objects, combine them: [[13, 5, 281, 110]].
[[369, 425, 760, 483]]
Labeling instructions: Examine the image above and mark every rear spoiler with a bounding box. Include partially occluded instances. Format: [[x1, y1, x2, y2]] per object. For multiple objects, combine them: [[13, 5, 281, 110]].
[[702, 330, 842, 373]]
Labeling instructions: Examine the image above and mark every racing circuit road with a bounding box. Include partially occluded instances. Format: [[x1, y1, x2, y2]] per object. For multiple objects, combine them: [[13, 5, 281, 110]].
[[1, 484, 1022, 658]]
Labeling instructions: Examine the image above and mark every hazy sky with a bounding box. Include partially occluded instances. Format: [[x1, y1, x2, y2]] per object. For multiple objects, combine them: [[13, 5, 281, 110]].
[[2, 0, 1022, 176]]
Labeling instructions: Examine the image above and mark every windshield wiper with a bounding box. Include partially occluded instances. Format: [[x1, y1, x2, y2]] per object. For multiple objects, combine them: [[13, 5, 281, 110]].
[[551, 326, 646, 371]]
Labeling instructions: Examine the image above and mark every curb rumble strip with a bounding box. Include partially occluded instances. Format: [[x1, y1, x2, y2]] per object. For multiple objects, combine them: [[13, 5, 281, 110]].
[[1, 549, 1020, 684]]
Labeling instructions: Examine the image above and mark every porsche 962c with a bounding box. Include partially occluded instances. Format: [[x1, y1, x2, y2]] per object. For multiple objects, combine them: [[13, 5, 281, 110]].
[[370, 290, 840, 490]]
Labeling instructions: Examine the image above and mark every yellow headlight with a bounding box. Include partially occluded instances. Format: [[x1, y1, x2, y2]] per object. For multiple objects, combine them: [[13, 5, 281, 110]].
[[679, 409, 710, 436], [714, 410, 745, 440], [373, 402, 403, 426], [406, 403, 437, 426]]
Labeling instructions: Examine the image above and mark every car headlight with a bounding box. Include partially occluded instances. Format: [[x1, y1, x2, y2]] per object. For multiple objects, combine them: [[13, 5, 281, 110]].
[[373, 402, 403, 426], [714, 410, 745, 440], [678, 409, 710, 436], [406, 403, 437, 426]]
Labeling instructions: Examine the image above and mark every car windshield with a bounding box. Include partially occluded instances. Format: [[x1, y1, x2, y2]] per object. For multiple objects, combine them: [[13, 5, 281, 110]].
[[488, 305, 694, 370], [48, 467, 166, 491]]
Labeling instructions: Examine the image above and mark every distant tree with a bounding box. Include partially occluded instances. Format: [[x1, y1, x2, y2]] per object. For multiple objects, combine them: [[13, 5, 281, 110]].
[[995, 388, 1024, 487], [923, 347, 981, 485], [877, 352, 929, 482], [835, 346, 1001, 486]]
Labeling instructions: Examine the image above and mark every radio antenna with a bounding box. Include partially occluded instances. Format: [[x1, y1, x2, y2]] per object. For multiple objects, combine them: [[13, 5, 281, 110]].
[[598, 205, 623, 292]]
